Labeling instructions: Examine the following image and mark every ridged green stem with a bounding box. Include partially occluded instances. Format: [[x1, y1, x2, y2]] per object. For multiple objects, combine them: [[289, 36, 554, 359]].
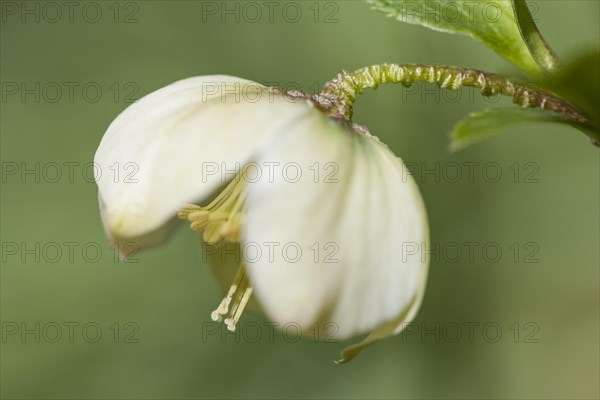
[[315, 64, 587, 125]]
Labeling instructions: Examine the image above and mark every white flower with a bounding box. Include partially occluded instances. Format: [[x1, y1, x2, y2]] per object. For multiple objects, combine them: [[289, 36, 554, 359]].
[[95, 76, 429, 363]]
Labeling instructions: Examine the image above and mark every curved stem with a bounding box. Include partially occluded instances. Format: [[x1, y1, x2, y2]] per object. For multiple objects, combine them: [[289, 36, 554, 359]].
[[512, 0, 561, 73], [313, 64, 587, 125]]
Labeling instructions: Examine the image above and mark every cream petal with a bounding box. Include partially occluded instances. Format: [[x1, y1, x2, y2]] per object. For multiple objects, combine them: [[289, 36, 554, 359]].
[[241, 113, 429, 361], [335, 272, 427, 364], [94, 75, 313, 246]]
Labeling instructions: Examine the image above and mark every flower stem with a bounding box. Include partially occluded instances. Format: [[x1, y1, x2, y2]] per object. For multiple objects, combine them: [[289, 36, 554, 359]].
[[315, 64, 587, 126]]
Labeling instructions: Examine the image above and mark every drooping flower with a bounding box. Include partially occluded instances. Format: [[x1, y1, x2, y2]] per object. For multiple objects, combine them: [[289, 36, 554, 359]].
[[94, 75, 429, 363]]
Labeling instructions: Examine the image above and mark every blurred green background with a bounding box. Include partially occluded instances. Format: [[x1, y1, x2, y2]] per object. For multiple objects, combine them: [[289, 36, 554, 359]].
[[1, 1, 598, 398]]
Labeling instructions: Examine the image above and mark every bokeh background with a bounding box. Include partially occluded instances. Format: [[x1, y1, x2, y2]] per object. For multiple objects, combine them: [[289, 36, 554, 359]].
[[1, 1, 598, 398]]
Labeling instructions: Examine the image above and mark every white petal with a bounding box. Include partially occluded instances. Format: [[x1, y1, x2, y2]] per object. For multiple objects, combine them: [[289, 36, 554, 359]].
[[242, 112, 429, 354], [95, 76, 313, 245]]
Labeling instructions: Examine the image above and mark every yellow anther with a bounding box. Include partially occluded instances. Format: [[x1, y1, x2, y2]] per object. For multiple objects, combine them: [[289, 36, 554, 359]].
[[187, 210, 210, 222], [208, 211, 230, 221], [178, 168, 248, 244], [210, 265, 253, 329], [190, 220, 210, 232], [177, 204, 202, 219], [179, 169, 253, 329], [220, 222, 241, 243], [203, 221, 226, 244]]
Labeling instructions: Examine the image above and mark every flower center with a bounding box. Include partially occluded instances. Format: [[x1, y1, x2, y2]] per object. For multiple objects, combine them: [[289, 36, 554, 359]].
[[178, 171, 253, 332], [178, 172, 248, 244]]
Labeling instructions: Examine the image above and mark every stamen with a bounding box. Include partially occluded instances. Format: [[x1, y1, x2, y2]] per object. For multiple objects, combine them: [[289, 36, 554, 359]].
[[179, 169, 254, 330], [209, 265, 254, 330], [178, 168, 248, 244], [188, 210, 210, 222], [224, 279, 247, 327], [225, 286, 254, 332], [191, 220, 210, 232], [210, 266, 246, 322], [203, 220, 226, 244], [177, 204, 202, 219], [220, 213, 242, 243]]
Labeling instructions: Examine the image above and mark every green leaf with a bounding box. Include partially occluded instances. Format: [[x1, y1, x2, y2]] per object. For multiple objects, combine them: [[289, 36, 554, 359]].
[[368, 0, 541, 76], [450, 107, 590, 151], [511, 0, 560, 72]]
